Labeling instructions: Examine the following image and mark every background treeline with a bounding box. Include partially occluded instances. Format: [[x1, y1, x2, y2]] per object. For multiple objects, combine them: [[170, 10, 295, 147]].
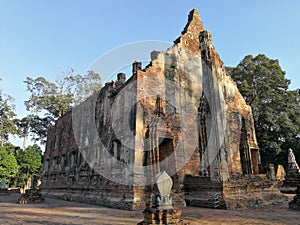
[[0, 144, 42, 188], [227, 54, 300, 167], [0, 69, 101, 188]]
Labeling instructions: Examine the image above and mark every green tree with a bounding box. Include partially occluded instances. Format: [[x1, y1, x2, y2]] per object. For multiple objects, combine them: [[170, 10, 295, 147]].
[[227, 54, 300, 166], [0, 85, 18, 146], [0, 146, 18, 186], [15, 145, 43, 187], [23, 69, 101, 145], [16, 114, 54, 147], [67, 70, 103, 105], [24, 69, 102, 118], [24, 76, 73, 118]]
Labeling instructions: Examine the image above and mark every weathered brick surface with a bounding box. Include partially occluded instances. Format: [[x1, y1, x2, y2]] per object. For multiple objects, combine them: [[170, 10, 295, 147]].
[[184, 174, 284, 209], [41, 9, 279, 210]]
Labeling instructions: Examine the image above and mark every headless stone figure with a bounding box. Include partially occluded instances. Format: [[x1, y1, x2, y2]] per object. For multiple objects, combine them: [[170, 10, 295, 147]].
[[152, 171, 173, 210], [288, 149, 299, 170], [138, 171, 185, 224]]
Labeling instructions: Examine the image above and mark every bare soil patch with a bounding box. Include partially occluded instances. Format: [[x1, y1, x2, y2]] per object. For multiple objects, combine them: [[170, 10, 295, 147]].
[[0, 194, 299, 225]]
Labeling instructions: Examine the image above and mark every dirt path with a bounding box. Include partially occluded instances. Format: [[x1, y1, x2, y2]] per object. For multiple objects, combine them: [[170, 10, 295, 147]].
[[0, 194, 299, 225]]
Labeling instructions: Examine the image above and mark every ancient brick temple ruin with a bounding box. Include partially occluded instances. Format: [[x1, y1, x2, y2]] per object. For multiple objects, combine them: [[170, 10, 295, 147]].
[[41, 9, 283, 210]]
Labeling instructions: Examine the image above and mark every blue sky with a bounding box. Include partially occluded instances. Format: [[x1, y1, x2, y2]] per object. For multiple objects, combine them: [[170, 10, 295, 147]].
[[0, 1, 300, 145]]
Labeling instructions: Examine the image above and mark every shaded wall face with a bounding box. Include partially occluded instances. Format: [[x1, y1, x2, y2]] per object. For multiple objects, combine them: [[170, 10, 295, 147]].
[[136, 45, 232, 183], [91, 79, 139, 186], [136, 47, 203, 184], [223, 76, 260, 176], [43, 112, 78, 173], [137, 43, 259, 183], [43, 77, 140, 189]]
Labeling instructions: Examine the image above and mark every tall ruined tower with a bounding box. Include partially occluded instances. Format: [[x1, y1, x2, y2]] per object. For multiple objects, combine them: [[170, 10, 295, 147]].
[[41, 9, 282, 210]]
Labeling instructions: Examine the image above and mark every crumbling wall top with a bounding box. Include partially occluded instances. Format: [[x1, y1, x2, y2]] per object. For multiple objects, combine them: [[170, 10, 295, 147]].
[[174, 9, 204, 55], [181, 9, 204, 35]]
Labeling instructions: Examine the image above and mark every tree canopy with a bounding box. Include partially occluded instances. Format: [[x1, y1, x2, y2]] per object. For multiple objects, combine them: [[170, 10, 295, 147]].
[[0, 69, 102, 187], [21, 69, 102, 145], [227, 54, 300, 166], [0, 84, 18, 146], [24, 69, 102, 118], [0, 146, 18, 184], [15, 145, 43, 187]]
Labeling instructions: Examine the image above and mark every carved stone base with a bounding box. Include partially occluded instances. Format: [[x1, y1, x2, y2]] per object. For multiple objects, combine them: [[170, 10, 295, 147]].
[[19, 189, 45, 204], [137, 208, 189, 225], [289, 184, 300, 210], [289, 199, 300, 210], [284, 168, 300, 188]]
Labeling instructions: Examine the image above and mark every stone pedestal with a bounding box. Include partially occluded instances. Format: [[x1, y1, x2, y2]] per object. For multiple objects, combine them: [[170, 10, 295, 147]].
[[138, 208, 187, 225], [284, 168, 300, 187], [289, 184, 300, 210], [19, 189, 45, 204]]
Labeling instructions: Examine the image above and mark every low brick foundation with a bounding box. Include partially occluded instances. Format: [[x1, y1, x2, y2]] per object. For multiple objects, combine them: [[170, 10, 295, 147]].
[[42, 187, 145, 210], [184, 174, 285, 209]]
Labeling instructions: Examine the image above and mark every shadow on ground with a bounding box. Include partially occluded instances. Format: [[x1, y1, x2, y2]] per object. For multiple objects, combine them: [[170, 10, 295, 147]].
[[0, 193, 299, 225]]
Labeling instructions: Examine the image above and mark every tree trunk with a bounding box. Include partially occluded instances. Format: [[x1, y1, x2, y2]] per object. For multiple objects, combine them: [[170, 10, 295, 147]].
[[22, 135, 27, 150]]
